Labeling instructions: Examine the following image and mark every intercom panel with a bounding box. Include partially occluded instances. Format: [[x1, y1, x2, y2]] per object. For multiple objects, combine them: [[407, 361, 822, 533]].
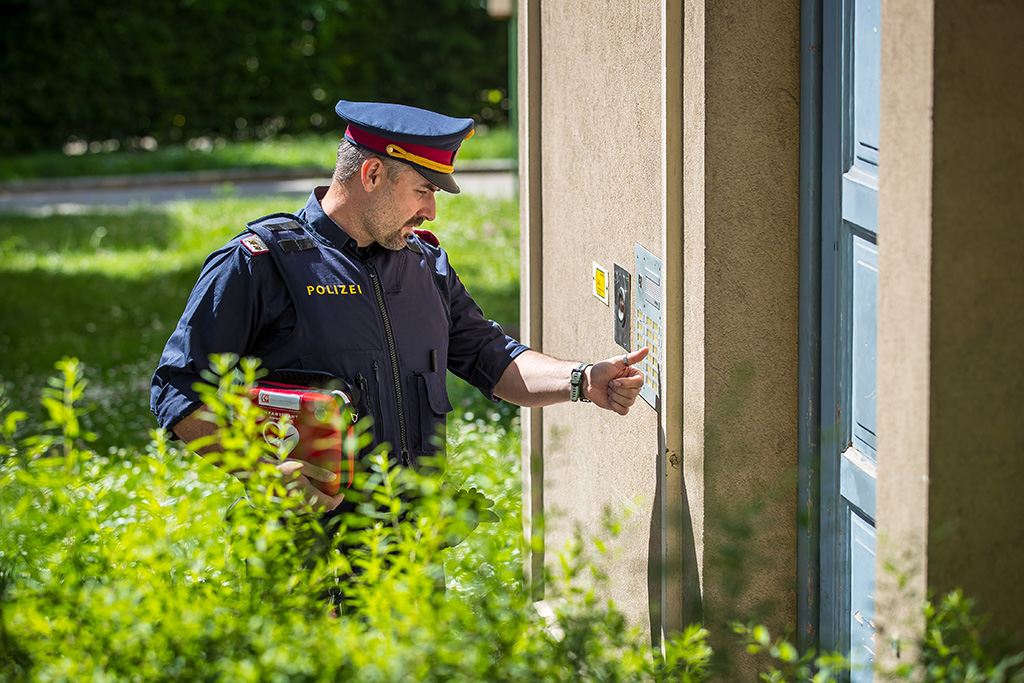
[[613, 263, 631, 351], [635, 244, 662, 410]]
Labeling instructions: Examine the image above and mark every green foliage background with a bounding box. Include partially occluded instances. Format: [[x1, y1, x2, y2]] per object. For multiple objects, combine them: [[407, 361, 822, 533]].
[[0, 0, 511, 154]]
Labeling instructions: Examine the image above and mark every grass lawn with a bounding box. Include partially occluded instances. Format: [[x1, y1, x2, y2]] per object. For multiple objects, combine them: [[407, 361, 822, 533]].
[[0, 128, 515, 182], [0, 192, 520, 452]]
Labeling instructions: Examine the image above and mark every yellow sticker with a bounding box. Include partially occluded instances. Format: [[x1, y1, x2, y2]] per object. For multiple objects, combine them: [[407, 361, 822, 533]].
[[593, 262, 609, 305]]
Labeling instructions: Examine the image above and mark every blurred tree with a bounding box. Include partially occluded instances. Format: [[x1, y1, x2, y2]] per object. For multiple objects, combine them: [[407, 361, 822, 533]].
[[0, 0, 510, 154]]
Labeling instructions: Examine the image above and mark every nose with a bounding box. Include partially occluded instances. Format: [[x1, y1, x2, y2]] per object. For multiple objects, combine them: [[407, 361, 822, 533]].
[[420, 192, 436, 222]]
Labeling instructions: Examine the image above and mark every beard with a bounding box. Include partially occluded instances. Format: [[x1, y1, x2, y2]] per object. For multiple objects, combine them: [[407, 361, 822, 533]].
[[362, 182, 424, 251], [371, 217, 423, 251]]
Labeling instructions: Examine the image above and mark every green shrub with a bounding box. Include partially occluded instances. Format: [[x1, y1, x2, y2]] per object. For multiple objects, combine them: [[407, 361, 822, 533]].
[[895, 589, 1024, 683], [733, 622, 848, 682], [735, 588, 1024, 682], [3, 362, 1018, 681], [0, 357, 711, 682]]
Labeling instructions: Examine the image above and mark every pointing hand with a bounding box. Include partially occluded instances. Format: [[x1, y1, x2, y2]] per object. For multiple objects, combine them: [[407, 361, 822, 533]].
[[584, 347, 649, 415]]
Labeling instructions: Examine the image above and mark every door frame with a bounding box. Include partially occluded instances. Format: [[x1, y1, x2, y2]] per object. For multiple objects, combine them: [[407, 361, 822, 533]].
[[797, 0, 824, 656]]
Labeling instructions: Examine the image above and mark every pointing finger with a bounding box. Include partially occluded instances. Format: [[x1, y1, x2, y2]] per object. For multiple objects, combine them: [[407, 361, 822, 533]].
[[624, 347, 649, 367]]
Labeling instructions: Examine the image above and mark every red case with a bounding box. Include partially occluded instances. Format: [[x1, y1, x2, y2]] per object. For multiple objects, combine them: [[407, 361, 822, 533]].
[[249, 381, 355, 495]]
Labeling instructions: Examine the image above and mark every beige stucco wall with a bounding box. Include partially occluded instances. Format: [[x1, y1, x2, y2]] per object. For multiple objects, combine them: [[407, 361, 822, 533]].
[[535, 0, 665, 633], [876, 0, 935, 665], [523, 0, 1023, 666], [686, 0, 802, 648], [927, 0, 1024, 627], [520, 0, 802, 649], [877, 0, 1024, 658]]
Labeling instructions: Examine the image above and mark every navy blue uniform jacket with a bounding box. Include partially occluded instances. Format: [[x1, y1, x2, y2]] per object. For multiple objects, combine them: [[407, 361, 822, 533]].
[[151, 187, 528, 468]]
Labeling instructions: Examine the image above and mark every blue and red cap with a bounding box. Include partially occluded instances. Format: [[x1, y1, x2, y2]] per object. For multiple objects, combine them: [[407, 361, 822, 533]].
[[335, 100, 475, 194]]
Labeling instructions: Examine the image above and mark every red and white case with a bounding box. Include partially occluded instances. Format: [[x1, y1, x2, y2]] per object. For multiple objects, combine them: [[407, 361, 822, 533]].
[[249, 381, 356, 495]]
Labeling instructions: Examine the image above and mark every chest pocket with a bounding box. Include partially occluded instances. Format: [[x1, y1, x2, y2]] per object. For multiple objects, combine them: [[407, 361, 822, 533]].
[[410, 370, 453, 456]]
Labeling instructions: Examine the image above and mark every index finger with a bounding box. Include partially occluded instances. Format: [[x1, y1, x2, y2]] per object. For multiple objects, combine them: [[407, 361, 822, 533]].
[[625, 347, 649, 366]]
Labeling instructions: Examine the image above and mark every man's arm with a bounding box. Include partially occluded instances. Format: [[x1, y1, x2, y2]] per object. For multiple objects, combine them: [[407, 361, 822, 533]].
[[173, 409, 347, 512], [494, 347, 649, 415]]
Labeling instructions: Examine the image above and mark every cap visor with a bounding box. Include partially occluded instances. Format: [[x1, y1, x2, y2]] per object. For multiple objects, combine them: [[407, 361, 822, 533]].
[[416, 167, 460, 194]]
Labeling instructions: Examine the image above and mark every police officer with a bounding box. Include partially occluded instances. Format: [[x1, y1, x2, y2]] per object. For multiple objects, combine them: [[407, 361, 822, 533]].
[[151, 100, 649, 512]]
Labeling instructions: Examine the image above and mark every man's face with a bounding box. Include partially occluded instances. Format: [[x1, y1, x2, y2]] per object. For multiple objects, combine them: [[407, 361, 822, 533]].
[[362, 167, 439, 250]]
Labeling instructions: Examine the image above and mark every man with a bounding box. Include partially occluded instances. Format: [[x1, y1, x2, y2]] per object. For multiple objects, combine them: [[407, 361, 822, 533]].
[[151, 100, 648, 513]]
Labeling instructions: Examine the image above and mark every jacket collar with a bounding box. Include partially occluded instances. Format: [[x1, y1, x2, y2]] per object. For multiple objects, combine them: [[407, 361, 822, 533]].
[[301, 187, 381, 259]]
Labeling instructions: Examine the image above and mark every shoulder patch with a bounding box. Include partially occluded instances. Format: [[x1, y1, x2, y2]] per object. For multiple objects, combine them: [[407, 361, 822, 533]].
[[414, 229, 440, 247], [240, 234, 269, 255]]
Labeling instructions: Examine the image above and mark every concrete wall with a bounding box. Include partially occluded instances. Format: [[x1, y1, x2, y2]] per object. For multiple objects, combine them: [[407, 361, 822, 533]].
[[520, 0, 802, 650], [878, 0, 1024, 658]]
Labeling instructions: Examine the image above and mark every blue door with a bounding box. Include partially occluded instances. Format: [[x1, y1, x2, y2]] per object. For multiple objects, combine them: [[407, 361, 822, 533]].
[[820, 0, 880, 679]]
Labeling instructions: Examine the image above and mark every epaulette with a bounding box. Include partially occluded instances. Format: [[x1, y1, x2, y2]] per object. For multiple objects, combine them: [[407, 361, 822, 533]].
[[239, 233, 269, 255], [414, 229, 440, 247], [247, 212, 304, 233], [245, 213, 318, 254]]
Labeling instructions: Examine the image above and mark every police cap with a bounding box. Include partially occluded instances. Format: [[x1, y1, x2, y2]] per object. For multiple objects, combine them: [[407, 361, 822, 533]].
[[335, 100, 475, 194]]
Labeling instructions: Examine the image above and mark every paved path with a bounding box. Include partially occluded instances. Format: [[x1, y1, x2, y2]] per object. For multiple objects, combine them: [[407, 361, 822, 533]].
[[0, 165, 517, 213]]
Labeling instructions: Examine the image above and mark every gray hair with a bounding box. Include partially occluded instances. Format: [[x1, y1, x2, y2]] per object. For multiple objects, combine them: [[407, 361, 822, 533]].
[[333, 139, 411, 185]]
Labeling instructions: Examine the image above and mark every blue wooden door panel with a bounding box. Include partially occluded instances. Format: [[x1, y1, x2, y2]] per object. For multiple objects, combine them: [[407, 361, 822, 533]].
[[819, 0, 881, 678], [842, 167, 878, 232], [849, 512, 877, 682], [840, 447, 877, 521], [852, 238, 878, 457], [852, 0, 881, 169]]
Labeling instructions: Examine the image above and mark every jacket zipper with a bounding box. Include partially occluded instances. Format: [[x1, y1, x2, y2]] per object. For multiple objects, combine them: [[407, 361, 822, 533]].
[[366, 263, 410, 467]]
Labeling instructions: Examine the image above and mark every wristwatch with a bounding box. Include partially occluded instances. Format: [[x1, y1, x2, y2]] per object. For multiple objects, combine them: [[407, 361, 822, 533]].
[[570, 363, 592, 403]]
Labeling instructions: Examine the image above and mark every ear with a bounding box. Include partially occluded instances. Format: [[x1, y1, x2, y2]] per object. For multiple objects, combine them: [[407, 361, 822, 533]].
[[360, 157, 386, 192]]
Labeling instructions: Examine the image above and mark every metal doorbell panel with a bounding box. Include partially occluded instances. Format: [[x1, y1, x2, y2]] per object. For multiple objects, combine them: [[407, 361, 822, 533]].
[[613, 264, 631, 351], [635, 244, 662, 410]]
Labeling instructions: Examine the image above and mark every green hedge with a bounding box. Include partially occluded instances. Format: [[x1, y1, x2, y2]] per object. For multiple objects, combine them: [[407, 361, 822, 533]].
[[0, 358, 713, 682], [0, 0, 510, 154], [4, 360, 1021, 681]]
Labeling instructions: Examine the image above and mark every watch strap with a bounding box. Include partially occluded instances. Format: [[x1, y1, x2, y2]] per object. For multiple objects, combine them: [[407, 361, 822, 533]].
[[570, 362, 592, 403]]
